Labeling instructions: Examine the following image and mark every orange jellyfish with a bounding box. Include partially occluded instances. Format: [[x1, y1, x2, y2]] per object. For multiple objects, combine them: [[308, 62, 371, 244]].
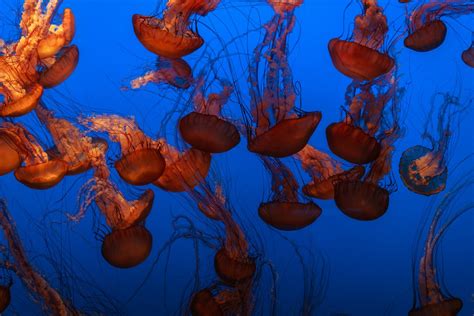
[[404, 1, 473, 52], [258, 157, 322, 230], [154, 142, 211, 192], [190, 286, 243, 316], [409, 175, 473, 315], [70, 140, 154, 268], [0, 2, 75, 117], [130, 56, 193, 90], [132, 0, 220, 59], [0, 122, 67, 189], [35, 104, 105, 175], [0, 132, 22, 176], [328, 0, 394, 81], [296, 145, 365, 200], [38, 44, 79, 88], [0, 199, 81, 314], [246, 0, 321, 157], [461, 35, 474, 67], [179, 78, 240, 153], [80, 114, 165, 186], [399, 94, 467, 196]]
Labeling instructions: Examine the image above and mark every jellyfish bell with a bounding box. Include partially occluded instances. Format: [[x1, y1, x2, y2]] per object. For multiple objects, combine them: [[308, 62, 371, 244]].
[[115, 148, 166, 186], [179, 112, 240, 153], [37, 8, 76, 59], [190, 289, 223, 316], [258, 201, 322, 230], [248, 112, 322, 158], [399, 145, 448, 196], [0, 133, 22, 176], [328, 38, 395, 81], [132, 14, 204, 59], [154, 148, 211, 192], [303, 165, 366, 200], [334, 180, 389, 221], [101, 225, 153, 269], [39, 45, 79, 88], [14, 159, 68, 190], [461, 44, 474, 68], [408, 298, 462, 316], [158, 57, 193, 89], [0, 284, 10, 313], [0, 84, 43, 117], [404, 20, 447, 52], [214, 248, 256, 285], [326, 122, 381, 164]]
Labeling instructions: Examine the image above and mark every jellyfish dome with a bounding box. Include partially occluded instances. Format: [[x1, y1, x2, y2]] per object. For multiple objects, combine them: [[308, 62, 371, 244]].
[[404, 20, 447, 52], [258, 201, 322, 230], [0, 133, 22, 176], [461, 44, 474, 68], [408, 298, 462, 316], [190, 289, 223, 316], [0, 285, 10, 313], [399, 145, 448, 196], [214, 248, 256, 285], [39, 45, 79, 88]]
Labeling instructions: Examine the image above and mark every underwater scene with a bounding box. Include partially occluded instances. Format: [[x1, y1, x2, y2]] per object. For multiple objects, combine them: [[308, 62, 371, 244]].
[[0, 0, 472, 315]]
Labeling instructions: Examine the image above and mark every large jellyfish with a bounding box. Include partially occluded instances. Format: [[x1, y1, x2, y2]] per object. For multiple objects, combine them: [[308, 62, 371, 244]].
[[0, 122, 67, 189], [179, 77, 240, 153], [132, 0, 221, 59], [399, 94, 468, 196], [0, 1, 76, 117], [404, 1, 473, 52], [328, 0, 394, 81], [70, 139, 154, 268], [258, 157, 322, 230], [245, 0, 321, 158], [0, 200, 81, 315], [296, 144, 365, 200], [409, 174, 474, 315], [79, 114, 166, 186]]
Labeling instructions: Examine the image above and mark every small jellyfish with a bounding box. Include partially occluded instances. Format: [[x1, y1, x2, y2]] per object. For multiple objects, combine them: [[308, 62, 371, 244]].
[[409, 175, 474, 315], [404, 1, 473, 52], [154, 142, 211, 192], [246, 0, 321, 157], [80, 114, 165, 186], [258, 157, 322, 230], [0, 122, 67, 189], [399, 94, 467, 196], [132, 0, 220, 58], [296, 145, 365, 200], [130, 56, 193, 89], [328, 0, 394, 81], [461, 35, 474, 67], [179, 77, 240, 153]]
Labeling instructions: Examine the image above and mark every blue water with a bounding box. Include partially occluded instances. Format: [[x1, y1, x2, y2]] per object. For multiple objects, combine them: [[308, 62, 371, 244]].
[[0, 1, 473, 315]]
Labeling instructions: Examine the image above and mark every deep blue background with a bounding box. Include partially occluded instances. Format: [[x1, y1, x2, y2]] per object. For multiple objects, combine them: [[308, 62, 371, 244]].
[[0, 1, 473, 315]]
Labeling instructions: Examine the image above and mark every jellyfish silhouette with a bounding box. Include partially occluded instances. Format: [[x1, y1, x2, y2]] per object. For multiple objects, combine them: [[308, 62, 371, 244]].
[[132, 0, 221, 59], [409, 174, 474, 315], [328, 0, 394, 81], [80, 114, 166, 186], [296, 145, 365, 200], [130, 56, 193, 89], [245, 0, 321, 157], [399, 94, 468, 196], [0, 3, 75, 117], [461, 34, 474, 67], [258, 157, 322, 230], [404, 1, 473, 52], [179, 77, 240, 153]]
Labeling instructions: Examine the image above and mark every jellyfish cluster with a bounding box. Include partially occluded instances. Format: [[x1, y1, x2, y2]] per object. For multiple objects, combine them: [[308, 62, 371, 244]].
[[0, 0, 472, 315]]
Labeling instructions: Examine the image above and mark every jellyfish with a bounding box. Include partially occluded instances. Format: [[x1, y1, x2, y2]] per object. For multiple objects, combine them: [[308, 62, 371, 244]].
[[190, 286, 244, 316], [154, 142, 211, 192], [0, 283, 10, 313], [179, 77, 240, 153], [404, 1, 473, 52], [296, 144, 365, 200], [130, 56, 193, 90], [0, 2, 75, 117], [258, 157, 322, 230], [0, 200, 81, 315], [409, 174, 474, 315], [328, 0, 394, 81], [35, 104, 106, 175], [38, 44, 79, 88], [246, 0, 321, 158], [80, 114, 166, 186], [132, 0, 221, 59], [461, 35, 474, 67], [0, 122, 67, 189], [70, 139, 154, 268], [0, 132, 22, 176], [399, 94, 468, 196]]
